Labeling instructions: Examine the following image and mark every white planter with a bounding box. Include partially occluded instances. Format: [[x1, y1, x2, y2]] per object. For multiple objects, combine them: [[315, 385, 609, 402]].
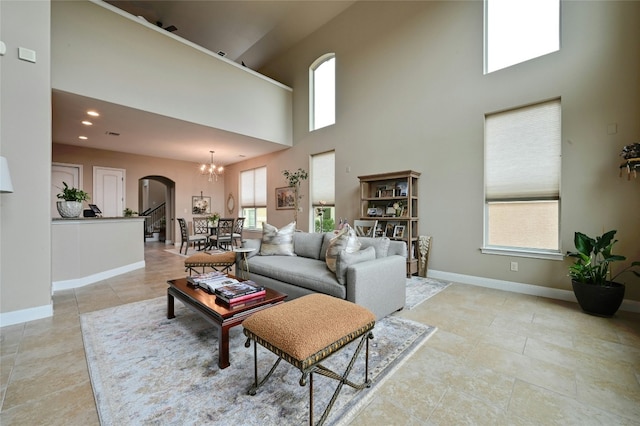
[[57, 201, 83, 218]]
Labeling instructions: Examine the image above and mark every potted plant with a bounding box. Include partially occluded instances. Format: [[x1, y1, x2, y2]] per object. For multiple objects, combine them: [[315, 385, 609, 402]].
[[56, 182, 90, 218], [282, 168, 308, 223], [123, 208, 138, 217], [567, 230, 640, 317], [206, 212, 220, 227]]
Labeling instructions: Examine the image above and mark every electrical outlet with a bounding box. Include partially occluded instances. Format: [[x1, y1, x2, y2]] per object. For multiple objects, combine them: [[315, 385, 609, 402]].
[[510, 261, 518, 272]]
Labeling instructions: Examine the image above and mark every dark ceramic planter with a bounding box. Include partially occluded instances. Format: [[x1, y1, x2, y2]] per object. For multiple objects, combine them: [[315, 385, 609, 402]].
[[571, 280, 625, 317]]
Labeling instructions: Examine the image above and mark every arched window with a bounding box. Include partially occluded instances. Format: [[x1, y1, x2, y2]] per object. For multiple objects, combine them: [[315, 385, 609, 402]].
[[309, 53, 335, 131]]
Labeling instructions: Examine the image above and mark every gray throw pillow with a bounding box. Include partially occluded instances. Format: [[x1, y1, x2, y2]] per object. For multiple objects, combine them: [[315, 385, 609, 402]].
[[259, 222, 296, 256], [335, 246, 376, 285], [358, 236, 391, 258]]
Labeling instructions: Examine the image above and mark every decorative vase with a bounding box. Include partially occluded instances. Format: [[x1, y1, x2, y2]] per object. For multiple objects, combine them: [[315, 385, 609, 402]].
[[56, 200, 83, 218], [571, 280, 625, 317]]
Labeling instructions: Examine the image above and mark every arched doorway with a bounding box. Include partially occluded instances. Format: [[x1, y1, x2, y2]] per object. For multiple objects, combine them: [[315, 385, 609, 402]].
[[139, 176, 175, 244]]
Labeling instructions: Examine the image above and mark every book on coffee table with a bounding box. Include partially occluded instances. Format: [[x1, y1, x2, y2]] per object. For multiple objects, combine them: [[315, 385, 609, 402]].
[[215, 280, 265, 303], [187, 272, 239, 293], [216, 290, 267, 307]]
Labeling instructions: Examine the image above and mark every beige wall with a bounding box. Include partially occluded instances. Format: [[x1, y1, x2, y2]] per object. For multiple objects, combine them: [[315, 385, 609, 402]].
[[52, 143, 227, 243], [0, 0, 53, 319], [230, 1, 640, 300], [51, 0, 292, 147]]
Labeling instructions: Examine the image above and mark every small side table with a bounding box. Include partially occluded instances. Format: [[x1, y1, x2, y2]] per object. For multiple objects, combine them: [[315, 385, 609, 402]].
[[233, 247, 256, 279]]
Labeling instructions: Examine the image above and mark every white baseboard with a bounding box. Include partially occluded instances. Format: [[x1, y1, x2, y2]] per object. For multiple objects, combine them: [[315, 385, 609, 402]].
[[0, 303, 53, 328], [52, 261, 146, 293], [428, 270, 640, 314]]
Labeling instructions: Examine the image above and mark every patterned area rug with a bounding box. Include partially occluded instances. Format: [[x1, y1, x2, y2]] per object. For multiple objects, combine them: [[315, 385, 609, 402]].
[[81, 297, 436, 425], [405, 276, 451, 310]]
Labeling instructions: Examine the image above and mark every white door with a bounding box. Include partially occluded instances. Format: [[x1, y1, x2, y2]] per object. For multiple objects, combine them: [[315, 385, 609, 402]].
[[94, 167, 125, 217], [52, 163, 82, 217]]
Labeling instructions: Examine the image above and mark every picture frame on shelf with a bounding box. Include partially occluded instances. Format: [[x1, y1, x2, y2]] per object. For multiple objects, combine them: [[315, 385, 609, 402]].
[[385, 221, 398, 237], [275, 187, 296, 209], [395, 181, 408, 196], [192, 196, 211, 215], [393, 225, 405, 239]]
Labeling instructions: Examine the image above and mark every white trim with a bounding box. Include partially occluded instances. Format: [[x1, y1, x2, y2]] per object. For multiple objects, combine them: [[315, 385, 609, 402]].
[[481, 247, 563, 261], [52, 261, 145, 292], [428, 269, 640, 313], [0, 304, 53, 327]]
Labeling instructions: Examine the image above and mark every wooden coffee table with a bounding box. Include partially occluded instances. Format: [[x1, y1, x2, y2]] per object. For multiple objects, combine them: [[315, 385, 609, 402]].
[[167, 277, 287, 369]]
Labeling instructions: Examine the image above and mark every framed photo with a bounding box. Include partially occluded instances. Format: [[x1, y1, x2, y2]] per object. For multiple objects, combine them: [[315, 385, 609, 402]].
[[393, 225, 405, 239], [276, 187, 295, 210], [395, 182, 408, 196], [192, 196, 211, 215], [385, 221, 398, 238]]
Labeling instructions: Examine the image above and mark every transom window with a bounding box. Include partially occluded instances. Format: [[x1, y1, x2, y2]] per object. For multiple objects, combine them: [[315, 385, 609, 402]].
[[309, 53, 335, 131], [485, 0, 560, 73]]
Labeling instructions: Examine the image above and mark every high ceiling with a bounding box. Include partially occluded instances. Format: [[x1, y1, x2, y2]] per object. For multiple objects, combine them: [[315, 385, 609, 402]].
[[53, 1, 354, 165]]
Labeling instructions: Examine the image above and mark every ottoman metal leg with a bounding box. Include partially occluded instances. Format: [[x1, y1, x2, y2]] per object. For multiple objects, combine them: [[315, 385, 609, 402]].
[[245, 331, 373, 426]]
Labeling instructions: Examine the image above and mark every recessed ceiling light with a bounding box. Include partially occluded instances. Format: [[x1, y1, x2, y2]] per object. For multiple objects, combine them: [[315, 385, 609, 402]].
[[79, 136, 88, 140], [87, 110, 100, 117], [82, 120, 93, 126]]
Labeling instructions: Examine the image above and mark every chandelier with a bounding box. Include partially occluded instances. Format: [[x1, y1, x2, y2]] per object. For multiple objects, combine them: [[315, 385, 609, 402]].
[[200, 150, 224, 182]]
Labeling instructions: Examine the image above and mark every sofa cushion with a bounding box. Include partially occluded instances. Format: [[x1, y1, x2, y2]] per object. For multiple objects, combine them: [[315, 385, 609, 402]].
[[293, 232, 324, 259], [326, 225, 361, 273], [335, 246, 376, 285], [358, 236, 391, 258], [246, 256, 346, 298], [260, 222, 296, 256]]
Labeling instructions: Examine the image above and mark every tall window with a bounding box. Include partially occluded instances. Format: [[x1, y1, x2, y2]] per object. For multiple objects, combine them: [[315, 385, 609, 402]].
[[484, 99, 561, 254], [310, 53, 335, 131], [485, 0, 560, 73], [311, 151, 335, 233], [240, 166, 267, 230]]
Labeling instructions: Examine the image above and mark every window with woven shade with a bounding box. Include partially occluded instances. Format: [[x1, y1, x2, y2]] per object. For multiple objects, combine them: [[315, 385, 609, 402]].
[[240, 166, 267, 230], [484, 99, 561, 254]]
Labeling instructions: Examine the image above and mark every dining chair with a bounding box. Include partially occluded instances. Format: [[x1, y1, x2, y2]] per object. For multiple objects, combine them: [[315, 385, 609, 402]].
[[208, 218, 235, 250], [177, 218, 207, 255], [353, 219, 378, 238], [232, 217, 245, 248]]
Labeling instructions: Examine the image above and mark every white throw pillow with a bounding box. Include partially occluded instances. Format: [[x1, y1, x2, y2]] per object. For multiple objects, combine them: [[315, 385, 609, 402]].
[[259, 222, 296, 256], [325, 224, 361, 272]]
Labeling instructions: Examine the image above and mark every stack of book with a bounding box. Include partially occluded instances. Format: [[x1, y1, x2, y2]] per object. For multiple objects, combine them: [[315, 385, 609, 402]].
[[187, 271, 240, 294], [215, 280, 265, 306]]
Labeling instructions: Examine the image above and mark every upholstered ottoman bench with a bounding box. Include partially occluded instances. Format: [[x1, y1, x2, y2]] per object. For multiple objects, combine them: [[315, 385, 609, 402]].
[[184, 250, 236, 275], [243, 294, 376, 425]]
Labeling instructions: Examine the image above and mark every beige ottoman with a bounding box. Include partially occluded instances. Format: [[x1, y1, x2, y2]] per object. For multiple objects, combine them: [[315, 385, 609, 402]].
[[243, 294, 376, 425], [183, 250, 236, 275]]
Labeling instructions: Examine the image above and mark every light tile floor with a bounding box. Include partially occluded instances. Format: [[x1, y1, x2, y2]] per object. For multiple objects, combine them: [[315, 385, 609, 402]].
[[1, 242, 639, 425]]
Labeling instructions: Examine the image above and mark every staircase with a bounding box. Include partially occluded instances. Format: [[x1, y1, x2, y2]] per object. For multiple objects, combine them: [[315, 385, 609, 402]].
[[142, 203, 166, 242]]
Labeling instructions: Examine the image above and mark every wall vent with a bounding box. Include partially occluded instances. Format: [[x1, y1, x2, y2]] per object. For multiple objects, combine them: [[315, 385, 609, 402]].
[[105, 131, 120, 136]]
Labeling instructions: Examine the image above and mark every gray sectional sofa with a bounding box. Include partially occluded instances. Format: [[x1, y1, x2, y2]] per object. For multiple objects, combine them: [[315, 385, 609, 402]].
[[236, 231, 407, 319]]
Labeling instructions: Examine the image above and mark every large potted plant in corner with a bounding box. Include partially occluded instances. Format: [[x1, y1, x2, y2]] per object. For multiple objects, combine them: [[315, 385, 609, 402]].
[[56, 182, 90, 218], [567, 230, 640, 317]]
